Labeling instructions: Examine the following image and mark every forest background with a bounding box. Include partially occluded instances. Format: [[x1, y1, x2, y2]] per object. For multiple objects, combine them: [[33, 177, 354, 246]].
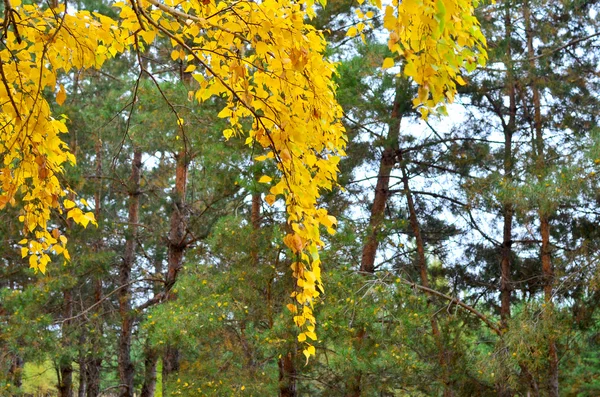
[[1, 0, 600, 396]]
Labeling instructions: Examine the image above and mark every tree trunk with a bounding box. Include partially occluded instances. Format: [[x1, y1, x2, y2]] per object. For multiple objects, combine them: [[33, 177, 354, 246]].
[[85, 137, 104, 397], [140, 342, 158, 397], [85, 358, 102, 397], [278, 352, 296, 397], [250, 192, 261, 265], [360, 94, 402, 273], [499, 0, 516, 331], [58, 357, 74, 397], [165, 148, 188, 295], [58, 289, 74, 397], [141, 249, 165, 397], [350, 85, 404, 396], [399, 155, 452, 397], [523, 1, 559, 395], [77, 336, 86, 397], [497, 6, 517, 396], [118, 149, 142, 397], [8, 354, 23, 389], [162, 147, 190, 392]]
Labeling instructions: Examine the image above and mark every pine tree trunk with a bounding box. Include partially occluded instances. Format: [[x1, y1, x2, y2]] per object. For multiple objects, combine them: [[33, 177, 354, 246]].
[[399, 156, 452, 397], [278, 352, 296, 397], [85, 137, 104, 397], [77, 337, 86, 397], [58, 289, 74, 397], [58, 358, 74, 397], [523, 1, 559, 394], [85, 358, 102, 397], [140, 342, 158, 397], [118, 149, 142, 397], [141, 250, 164, 397], [163, 148, 189, 391], [8, 354, 23, 389], [250, 192, 261, 265], [497, 6, 517, 395], [59, 135, 77, 397], [500, 0, 516, 332], [360, 95, 401, 273], [351, 86, 403, 396]]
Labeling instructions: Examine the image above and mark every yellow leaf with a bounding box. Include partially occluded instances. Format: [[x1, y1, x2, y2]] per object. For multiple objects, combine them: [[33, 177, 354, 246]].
[[265, 194, 276, 205], [258, 175, 272, 183], [303, 345, 316, 363], [29, 255, 38, 270], [56, 84, 67, 106], [346, 26, 358, 37], [382, 57, 395, 70], [255, 41, 269, 55], [455, 75, 467, 85], [64, 199, 76, 209], [223, 129, 234, 139]]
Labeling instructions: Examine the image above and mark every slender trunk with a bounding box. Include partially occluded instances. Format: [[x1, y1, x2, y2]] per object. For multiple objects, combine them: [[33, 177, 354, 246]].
[[59, 134, 77, 397], [498, 6, 516, 395], [349, 86, 404, 396], [86, 138, 104, 397], [523, 2, 559, 395], [165, 149, 188, 294], [85, 358, 102, 397], [141, 251, 164, 397], [77, 335, 86, 397], [58, 359, 74, 397], [58, 291, 74, 397], [8, 354, 23, 389], [278, 352, 296, 397], [250, 192, 261, 265], [500, 1, 516, 331], [399, 155, 452, 397], [140, 341, 158, 397], [360, 96, 401, 273], [162, 148, 189, 392], [118, 149, 142, 397]]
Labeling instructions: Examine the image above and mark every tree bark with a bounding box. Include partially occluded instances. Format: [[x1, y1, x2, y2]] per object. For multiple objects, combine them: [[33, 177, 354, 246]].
[[523, 1, 559, 395], [278, 352, 296, 397], [58, 290, 74, 397], [85, 358, 102, 397], [162, 147, 190, 392], [141, 250, 164, 397], [499, 0, 516, 332], [497, 6, 517, 396], [57, 357, 74, 397], [359, 95, 402, 273], [118, 149, 142, 397], [85, 137, 104, 397], [250, 192, 261, 265], [140, 341, 158, 397], [399, 154, 452, 397], [349, 85, 405, 396], [77, 336, 86, 397], [8, 354, 23, 389]]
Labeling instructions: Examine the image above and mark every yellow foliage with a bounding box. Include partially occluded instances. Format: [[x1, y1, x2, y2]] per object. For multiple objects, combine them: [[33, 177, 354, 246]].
[[349, 0, 487, 116], [0, 0, 486, 360]]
